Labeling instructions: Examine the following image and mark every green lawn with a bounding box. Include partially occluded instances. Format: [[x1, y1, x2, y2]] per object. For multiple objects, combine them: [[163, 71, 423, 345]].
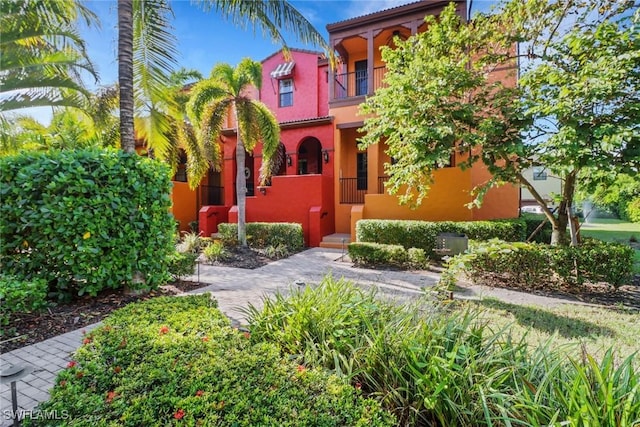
[[580, 218, 640, 271], [470, 299, 639, 360]]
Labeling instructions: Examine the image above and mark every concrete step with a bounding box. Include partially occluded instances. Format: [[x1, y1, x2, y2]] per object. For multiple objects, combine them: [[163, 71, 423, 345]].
[[319, 233, 351, 249]]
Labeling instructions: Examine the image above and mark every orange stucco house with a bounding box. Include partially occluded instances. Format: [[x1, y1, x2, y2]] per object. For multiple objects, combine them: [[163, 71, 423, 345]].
[[171, 0, 519, 246], [326, 0, 519, 239]]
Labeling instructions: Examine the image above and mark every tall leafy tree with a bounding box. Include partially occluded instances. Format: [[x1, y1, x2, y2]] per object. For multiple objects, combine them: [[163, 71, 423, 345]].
[[187, 59, 280, 246], [0, 0, 98, 130], [360, 0, 639, 245]]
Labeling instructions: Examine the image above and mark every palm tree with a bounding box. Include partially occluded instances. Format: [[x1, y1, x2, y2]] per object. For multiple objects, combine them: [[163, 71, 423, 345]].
[[0, 0, 98, 118], [187, 59, 280, 246], [116, 0, 332, 156]]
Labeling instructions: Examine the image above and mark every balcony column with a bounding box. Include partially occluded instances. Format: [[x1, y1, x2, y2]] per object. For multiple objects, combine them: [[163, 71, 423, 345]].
[[367, 29, 374, 95], [367, 143, 379, 194]]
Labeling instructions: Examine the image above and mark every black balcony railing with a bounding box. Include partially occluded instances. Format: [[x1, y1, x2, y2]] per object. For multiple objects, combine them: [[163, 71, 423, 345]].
[[340, 177, 367, 204], [201, 185, 223, 206], [333, 66, 386, 100], [378, 176, 389, 194]]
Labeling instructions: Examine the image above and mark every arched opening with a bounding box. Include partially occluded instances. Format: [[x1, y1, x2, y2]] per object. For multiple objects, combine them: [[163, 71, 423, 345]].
[[297, 137, 322, 175]]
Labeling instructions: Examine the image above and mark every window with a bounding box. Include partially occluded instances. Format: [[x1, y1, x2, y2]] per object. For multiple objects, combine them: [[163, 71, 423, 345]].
[[279, 78, 293, 107], [357, 152, 368, 190], [533, 167, 547, 181]]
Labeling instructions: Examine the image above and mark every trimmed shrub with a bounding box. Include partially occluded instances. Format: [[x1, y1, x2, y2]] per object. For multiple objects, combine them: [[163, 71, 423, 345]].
[[446, 238, 634, 289], [218, 222, 304, 252], [247, 277, 640, 426], [0, 149, 175, 297], [32, 295, 395, 427], [356, 218, 526, 257], [0, 274, 48, 327], [348, 242, 426, 269]]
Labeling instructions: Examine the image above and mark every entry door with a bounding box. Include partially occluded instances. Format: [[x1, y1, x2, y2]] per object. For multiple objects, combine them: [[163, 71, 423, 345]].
[[357, 152, 368, 190]]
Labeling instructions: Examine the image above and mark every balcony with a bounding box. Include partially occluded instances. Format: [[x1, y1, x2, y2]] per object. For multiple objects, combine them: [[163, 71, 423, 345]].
[[333, 66, 386, 101]]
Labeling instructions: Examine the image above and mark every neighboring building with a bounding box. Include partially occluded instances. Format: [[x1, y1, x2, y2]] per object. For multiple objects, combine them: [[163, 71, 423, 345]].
[[191, 48, 336, 246], [326, 0, 520, 238], [520, 166, 562, 208]]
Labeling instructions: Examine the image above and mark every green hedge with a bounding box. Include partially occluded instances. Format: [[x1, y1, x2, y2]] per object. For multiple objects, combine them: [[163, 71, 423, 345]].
[[31, 295, 395, 426], [356, 219, 526, 257], [448, 238, 634, 289], [348, 242, 427, 269], [0, 274, 48, 327], [0, 149, 175, 298], [218, 222, 304, 251]]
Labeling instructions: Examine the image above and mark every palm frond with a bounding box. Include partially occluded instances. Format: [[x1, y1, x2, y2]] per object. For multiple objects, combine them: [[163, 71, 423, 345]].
[[192, 0, 334, 66], [236, 57, 263, 91], [187, 80, 230, 122], [133, 0, 178, 118], [197, 98, 232, 150], [0, 0, 97, 116], [250, 101, 280, 185]]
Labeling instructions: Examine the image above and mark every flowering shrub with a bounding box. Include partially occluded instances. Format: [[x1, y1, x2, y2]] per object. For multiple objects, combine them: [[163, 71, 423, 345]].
[[31, 295, 394, 426]]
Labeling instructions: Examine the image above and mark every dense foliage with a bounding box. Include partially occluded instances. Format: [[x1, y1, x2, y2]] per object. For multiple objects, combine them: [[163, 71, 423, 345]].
[[247, 277, 640, 426], [31, 295, 395, 426], [443, 239, 635, 289], [0, 149, 175, 298], [218, 222, 304, 252], [0, 274, 48, 328], [359, 0, 639, 244], [356, 219, 526, 256]]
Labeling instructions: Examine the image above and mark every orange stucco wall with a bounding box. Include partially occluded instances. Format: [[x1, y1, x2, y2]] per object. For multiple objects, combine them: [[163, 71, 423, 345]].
[[171, 182, 198, 232]]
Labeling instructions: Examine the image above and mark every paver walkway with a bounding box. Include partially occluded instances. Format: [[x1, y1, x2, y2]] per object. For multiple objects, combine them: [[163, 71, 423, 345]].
[[0, 247, 596, 426]]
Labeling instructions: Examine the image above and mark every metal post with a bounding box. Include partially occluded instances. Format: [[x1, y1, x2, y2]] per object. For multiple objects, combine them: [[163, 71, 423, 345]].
[[11, 381, 19, 427]]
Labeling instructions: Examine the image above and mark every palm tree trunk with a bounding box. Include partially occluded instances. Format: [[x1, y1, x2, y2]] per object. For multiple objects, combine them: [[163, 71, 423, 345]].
[[234, 106, 248, 246], [118, 0, 135, 153]]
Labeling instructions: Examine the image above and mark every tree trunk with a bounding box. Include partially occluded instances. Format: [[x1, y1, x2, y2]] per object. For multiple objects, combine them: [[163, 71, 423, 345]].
[[516, 172, 561, 244], [551, 170, 577, 246], [118, 0, 135, 153], [234, 106, 248, 247]]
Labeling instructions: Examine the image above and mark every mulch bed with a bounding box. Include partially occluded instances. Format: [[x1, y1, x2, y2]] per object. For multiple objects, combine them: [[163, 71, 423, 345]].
[[1, 247, 272, 354]]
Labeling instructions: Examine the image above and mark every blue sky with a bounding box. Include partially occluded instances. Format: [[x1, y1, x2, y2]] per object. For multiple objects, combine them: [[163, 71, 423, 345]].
[[31, 0, 496, 123]]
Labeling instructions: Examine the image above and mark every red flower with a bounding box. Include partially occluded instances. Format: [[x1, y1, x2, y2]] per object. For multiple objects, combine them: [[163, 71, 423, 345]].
[[113, 366, 122, 374], [106, 391, 117, 404], [297, 365, 306, 373], [243, 331, 250, 339], [67, 361, 77, 369], [174, 409, 185, 420], [82, 337, 92, 345], [76, 371, 84, 379], [355, 382, 362, 390], [195, 390, 204, 397], [201, 336, 210, 342], [118, 338, 127, 348], [159, 326, 169, 335], [59, 380, 67, 388]]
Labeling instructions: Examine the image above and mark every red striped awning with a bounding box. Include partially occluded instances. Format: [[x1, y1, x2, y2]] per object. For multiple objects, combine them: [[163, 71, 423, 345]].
[[270, 62, 295, 79]]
